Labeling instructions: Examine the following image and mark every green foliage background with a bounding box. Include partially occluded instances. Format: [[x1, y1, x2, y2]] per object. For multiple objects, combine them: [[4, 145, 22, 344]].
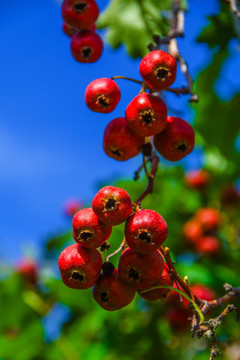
[[1, 1, 240, 359]]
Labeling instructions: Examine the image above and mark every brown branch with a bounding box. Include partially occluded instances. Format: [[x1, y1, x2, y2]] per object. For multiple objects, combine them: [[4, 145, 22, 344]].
[[228, 0, 240, 19], [135, 153, 160, 204], [201, 286, 240, 315]]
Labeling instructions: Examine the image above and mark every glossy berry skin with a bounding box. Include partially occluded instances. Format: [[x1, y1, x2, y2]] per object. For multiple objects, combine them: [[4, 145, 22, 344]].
[[195, 208, 221, 231], [62, 23, 78, 38], [138, 264, 173, 301], [103, 117, 145, 161], [92, 269, 135, 311], [154, 116, 195, 161], [72, 208, 112, 249], [125, 209, 168, 254], [125, 93, 167, 137], [184, 169, 210, 191], [118, 247, 164, 290], [63, 199, 82, 217], [183, 220, 202, 244], [58, 244, 102, 289], [16, 259, 38, 285], [139, 50, 177, 91], [92, 186, 132, 226], [71, 30, 103, 63], [61, 0, 99, 30], [85, 78, 121, 113], [196, 236, 220, 254]]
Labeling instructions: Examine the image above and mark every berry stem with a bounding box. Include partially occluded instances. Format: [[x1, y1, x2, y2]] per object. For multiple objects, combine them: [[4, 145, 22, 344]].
[[141, 284, 205, 323], [111, 76, 145, 86], [142, 155, 151, 179], [228, 0, 240, 19], [106, 238, 126, 262]]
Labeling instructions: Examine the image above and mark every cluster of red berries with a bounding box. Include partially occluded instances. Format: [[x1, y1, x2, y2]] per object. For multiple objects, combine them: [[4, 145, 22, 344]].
[[85, 50, 195, 162], [61, 0, 103, 63], [58, 185, 173, 310], [183, 207, 221, 254]]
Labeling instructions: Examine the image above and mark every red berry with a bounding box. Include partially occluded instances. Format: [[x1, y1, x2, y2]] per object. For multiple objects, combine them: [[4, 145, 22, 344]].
[[62, 23, 78, 38], [92, 186, 132, 226], [184, 169, 210, 191], [196, 236, 220, 254], [63, 198, 82, 217], [118, 247, 164, 290], [166, 307, 190, 330], [125, 93, 167, 137], [139, 50, 177, 91], [125, 209, 168, 254], [103, 117, 145, 161], [92, 269, 135, 311], [16, 259, 38, 285], [71, 30, 103, 63], [58, 244, 102, 289], [192, 284, 215, 302], [138, 263, 173, 301], [154, 116, 195, 161], [72, 208, 112, 249], [61, 0, 99, 30], [85, 78, 121, 113], [195, 207, 221, 231], [183, 220, 202, 244]]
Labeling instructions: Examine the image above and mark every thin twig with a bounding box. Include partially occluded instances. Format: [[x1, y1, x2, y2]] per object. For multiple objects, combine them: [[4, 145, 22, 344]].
[[135, 153, 160, 204], [111, 76, 144, 86], [106, 238, 126, 262]]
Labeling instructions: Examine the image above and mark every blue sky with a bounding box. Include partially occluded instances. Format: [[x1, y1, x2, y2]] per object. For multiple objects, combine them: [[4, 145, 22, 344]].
[[0, 0, 238, 261]]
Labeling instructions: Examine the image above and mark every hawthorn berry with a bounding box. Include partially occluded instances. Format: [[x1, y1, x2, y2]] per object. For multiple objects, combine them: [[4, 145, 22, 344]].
[[138, 263, 173, 301], [71, 30, 103, 63], [166, 307, 191, 330], [103, 117, 145, 161], [85, 78, 121, 113], [58, 243, 102, 289], [195, 207, 221, 231], [72, 208, 112, 248], [124, 209, 168, 254], [182, 220, 202, 244], [192, 284, 215, 302], [118, 247, 164, 290], [196, 236, 220, 254], [63, 198, 82, 217], [125, 93, 167, 137], [184, 169, 210, 191], [92, 269, 135, 311], [154, 116, 195, 161], [139, 50, 177, 91], [62, 23, 77, 38], [61, 0, 99, 30], [92, 186, 132, 226], [16, 259, 38, 285]]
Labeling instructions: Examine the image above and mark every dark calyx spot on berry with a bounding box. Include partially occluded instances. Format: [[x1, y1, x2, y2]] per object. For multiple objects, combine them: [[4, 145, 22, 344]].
[[177, 143, 188, 153], [102, 262, 115, 275], [97, 95, 110, 108], [156, 67, 169, 80], [141, 142, 152, 157], [140, 110, 155, 126], [73, 2, 87, 12], [71, 270, 84, 282], [81, 47, 92, 59], [138, 230, 151, 243], [128, 267, 139, 280], [80, 230, 93, 241], [110, 148, 122, 158], [100, 242, 111, 252], [100, 291, 109, 302], [105, 198, 117, 211]]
